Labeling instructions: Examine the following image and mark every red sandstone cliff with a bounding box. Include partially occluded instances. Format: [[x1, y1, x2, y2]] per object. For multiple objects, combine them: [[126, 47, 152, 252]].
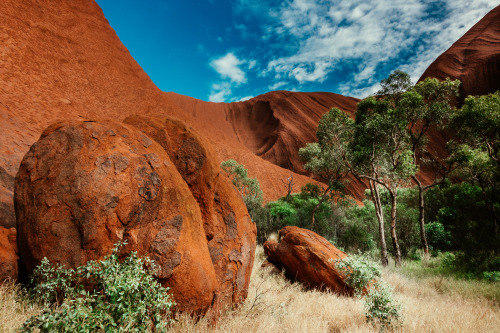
[[419, 5, 500, 100], [1, 0, 499, 231], [0, 0, 330, 214]]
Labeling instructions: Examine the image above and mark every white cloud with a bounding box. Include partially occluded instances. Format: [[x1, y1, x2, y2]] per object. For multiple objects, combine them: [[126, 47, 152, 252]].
[[210, 52, 247, 84], [247, 59, 257, 70], [208, 82, 232, 102], [269, 81, 288, 90], [236, 95, 254, 102], [208, 52, 257, 102], [237, 0, 498, 97]]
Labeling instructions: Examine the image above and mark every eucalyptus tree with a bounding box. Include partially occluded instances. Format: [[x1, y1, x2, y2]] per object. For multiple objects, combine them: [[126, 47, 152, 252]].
[[450, 92, 500, 237], [397, 77, 460, 256], [301, 71, 462, 266], [351, 96, 417, 266], [299, 108, 353, 231], [300, 98, 416, 267]]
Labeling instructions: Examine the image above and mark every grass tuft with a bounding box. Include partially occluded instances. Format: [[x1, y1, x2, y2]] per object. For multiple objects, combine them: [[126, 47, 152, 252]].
[[2, 247, 499, 332]]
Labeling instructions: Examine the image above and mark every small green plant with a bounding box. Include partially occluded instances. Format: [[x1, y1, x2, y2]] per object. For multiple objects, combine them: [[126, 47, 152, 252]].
[[335, 254, 401, 331], [483, 271, 500, 282], [440, 252, 456, 269], [335, 253, 381, 296], [220, 159, 263, 209], [364, 281, 401, 330], [20, 242, 175, 332]]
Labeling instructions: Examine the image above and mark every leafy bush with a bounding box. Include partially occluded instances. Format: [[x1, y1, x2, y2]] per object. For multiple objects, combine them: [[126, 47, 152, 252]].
[[440, 252, 456, 269], [335, 253, 381, 296], [426, 182, 499, 256], [335, 254, 401, 331], [425, 222, 452, 253], [482, 271, 500, 282], [220, 159, 268, 239], [364, 282, 401, 330], [21, 242, 174, 332], [221, 159, 263, 210], [265, 185, 340, 240]]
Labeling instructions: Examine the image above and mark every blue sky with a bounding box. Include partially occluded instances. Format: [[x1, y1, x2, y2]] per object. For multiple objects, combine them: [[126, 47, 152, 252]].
[[96, 0, 498, 102]]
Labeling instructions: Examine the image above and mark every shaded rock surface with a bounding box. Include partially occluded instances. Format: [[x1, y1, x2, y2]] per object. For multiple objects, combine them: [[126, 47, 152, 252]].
[[264, 226, 352, 294], [14, 120, 220, 315], [0, 166, 16, 229], [123, 115, 256, 307], [419, 5, 500, 102], [0, 227, 18, 282]]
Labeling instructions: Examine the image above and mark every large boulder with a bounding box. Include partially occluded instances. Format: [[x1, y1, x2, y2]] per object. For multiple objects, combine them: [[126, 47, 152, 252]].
[[123, 115, 256, 307], [14, 120, 219, 315], [0, 226, 18, 282], [264, 226, 353, 294]]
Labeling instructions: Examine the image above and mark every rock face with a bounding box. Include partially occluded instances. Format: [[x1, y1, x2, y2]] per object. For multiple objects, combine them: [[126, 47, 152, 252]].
[[2, 0, 500, 223], [264, 226, 352, 294], [0, 227, 18, 282], [123, 115, 256, 307], [419, 5, 500, 102], [165, 92, 367, 200], [0, 167, 16, 229], [0, 0, 324, 204], [14, 120, 221, 315]]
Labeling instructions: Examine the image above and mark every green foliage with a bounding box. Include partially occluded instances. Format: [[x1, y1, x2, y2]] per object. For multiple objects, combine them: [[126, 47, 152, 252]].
[[448, 92, 499, 242], [377, 69, 412, 99], [452, 92, 500, 157], [440, 252, 456, 269], [482, 271, 500, 282], [336, 254, 401, 331], [339, 202, 378, 253], [425, 182, 499, 269], [363, 282, 402, 331], [352, 95, 417, 184], [21, 242, 174, 332], [335, 253, 381, 297], [425, 222, 452, 252], [265, 185, 340, 240], [221, 159, 264, 217]]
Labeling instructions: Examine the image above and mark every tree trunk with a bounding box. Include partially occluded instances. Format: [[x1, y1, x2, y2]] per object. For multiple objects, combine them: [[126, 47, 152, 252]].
[[388, 188, 402, 266], [413, 176, 429, 257], [370, 180, 388, 267]]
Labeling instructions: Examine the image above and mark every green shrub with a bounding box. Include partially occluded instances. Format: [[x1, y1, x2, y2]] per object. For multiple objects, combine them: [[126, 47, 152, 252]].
[[221, 159, 268, 241], [425, 221, 451, 253], [364, 282, 401, 331], [335, 254, 401, 331], [21, 242, 174, 332], [482, 271, 500, 282], [440, 252, 456, 269], [220, 159, 263, 210], [335, 253, 381, 296]]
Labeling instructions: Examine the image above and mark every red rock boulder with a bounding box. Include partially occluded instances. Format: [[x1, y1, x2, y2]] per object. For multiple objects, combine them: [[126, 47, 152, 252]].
[[0, 226, 18, 282], [14, 120, 219, 315], [264, 226, 353, 295], [123, 115, 257, 308]]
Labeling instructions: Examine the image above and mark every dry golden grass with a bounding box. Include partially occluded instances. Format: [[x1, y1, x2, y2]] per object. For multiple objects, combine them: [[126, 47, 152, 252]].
[[1, 246, 499, 332], [0, 281, 41, 333], [169, 247, 500, 333]]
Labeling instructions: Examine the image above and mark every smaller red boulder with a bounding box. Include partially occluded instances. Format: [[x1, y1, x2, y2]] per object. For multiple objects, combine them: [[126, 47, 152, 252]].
[[0, 227, 18, 282], [264, 226, 353, 295]]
